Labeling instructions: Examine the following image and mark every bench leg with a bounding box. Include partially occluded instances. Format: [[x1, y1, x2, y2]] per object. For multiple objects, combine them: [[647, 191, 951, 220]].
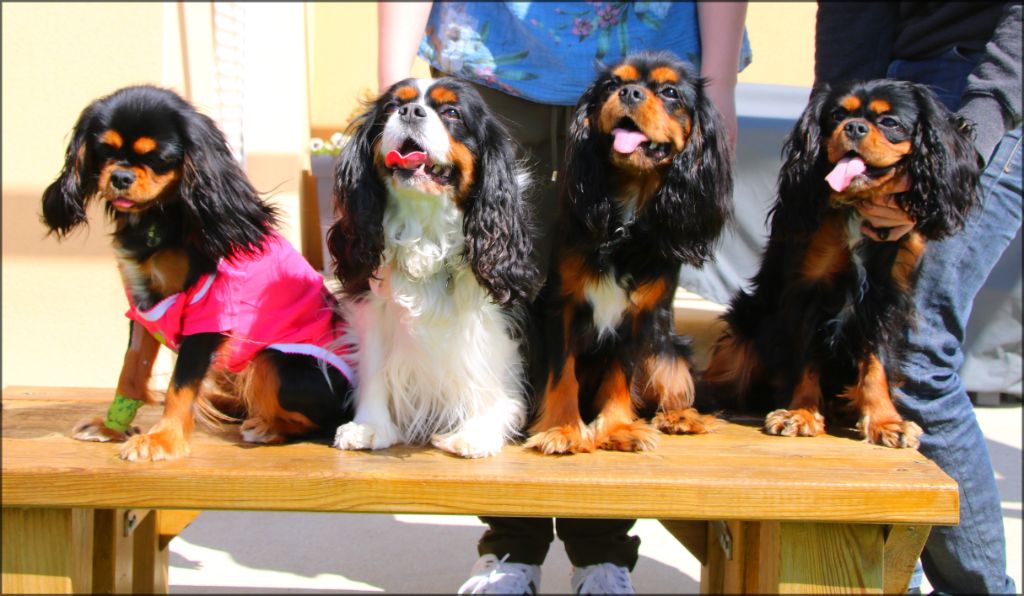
[[93, 509, 199, 594], [132, 511, 169, 594], [883, 525, 931, 594], [659, 520, 709, 566], [699, 521, 884, 593], [92, 509, 136, 593], [2, 507, 94, 594], [133, 509, 200, 593]]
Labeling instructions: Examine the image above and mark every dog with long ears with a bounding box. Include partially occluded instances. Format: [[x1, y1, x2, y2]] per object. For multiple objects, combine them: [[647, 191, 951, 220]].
[[525, 51, 734, 454], [42, 85, 355, 461], [328, 77, 539, 458], [698, 79, 980, 448]]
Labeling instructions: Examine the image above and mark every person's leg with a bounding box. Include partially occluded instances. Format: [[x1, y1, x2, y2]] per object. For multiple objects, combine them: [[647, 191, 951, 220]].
[[453, 75, 568, 280], [895, 125, 1021, 594], [555, 517, 641, 570], [477, 516, 555, 565]]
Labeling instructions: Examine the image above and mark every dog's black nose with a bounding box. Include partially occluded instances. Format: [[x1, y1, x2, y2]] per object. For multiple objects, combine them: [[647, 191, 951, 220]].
[[398, 104, 428, 121], [844, 120, 870, 140], [618, 85, 646, 107], [110, 170, 136, 190]]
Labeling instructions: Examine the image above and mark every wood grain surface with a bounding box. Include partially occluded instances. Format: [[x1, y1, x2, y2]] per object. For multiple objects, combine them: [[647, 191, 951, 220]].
[[2, 387, 958, 524]]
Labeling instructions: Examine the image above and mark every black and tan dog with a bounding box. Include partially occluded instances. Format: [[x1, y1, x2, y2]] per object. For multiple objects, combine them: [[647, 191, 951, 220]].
[[42, 85, 355, 461], [525, 51, 734, 454], [699, 79, 980, 448]]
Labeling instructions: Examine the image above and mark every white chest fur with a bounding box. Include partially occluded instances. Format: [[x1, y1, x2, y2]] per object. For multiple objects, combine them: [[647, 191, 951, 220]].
[[584, 268, 630, 341], [350, 185, 526, 447]]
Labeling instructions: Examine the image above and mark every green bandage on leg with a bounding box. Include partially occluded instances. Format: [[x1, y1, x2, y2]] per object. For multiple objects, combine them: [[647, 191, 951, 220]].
[[104, 393, 144, 432]]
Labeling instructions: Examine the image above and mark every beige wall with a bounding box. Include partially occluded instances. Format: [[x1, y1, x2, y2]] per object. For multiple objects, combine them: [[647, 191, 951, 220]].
[[3, 2, 815, 390], [1, 2, 310, 389], [2, 3, 180, 389], [741, 3, 816, 88]]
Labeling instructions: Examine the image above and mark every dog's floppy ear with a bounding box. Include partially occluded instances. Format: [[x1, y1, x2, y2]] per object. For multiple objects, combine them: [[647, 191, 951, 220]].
[[463, 115, 539, 307], [902, 83, 981, 240], [41, 102, 100, 237], [178, 105, 276, 262], [327, 98, 388, 297], [563, 76, 615, 241], [645, 78, 734, 266], [773, 83, 833, 236]]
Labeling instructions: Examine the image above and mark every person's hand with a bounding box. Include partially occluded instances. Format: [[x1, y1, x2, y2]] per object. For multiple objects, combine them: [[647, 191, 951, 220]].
[[854, 174, 914, 241]]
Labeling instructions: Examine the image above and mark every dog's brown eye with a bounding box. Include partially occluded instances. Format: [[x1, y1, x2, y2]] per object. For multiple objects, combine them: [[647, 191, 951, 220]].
[[384, 102, 398, 115], [878, 116, 900, 128], [441, 107, 461, 120], [660, 87, 679, 99], [830, 108, 848, 122]]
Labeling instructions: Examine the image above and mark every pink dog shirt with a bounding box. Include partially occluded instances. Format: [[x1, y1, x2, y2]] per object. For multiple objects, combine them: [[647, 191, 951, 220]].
[[125, 233, 352, 381]]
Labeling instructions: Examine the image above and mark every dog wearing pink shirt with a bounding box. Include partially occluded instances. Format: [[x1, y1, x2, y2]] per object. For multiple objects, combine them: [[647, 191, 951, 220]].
[[42, 85, 356, 461]]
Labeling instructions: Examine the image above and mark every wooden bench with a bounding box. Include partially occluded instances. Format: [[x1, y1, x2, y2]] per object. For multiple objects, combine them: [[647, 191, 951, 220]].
[[2, 386, 958, 594]]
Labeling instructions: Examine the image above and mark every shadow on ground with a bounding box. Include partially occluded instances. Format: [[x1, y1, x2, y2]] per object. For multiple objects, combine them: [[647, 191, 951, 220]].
[[170, 511, 699, 594]]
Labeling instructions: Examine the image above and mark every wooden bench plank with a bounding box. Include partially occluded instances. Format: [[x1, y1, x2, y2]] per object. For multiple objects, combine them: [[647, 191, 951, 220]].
[[2, 508, 93, 594], [2, 387, 959, 525]]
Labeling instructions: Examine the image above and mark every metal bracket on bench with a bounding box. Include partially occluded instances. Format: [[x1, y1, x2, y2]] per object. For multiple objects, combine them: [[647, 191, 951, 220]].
[[712, 520, 733, 560], [123, 509, 142, 537]]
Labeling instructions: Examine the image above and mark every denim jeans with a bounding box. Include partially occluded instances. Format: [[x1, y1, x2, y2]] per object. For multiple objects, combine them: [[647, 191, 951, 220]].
[[888, 49, 1021, 594]]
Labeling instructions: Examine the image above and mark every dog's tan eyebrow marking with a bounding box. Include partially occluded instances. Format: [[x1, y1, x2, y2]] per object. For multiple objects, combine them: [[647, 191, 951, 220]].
[[100, 130, 123, 149], [649, 67, 679, 85], [394, 85, 419, 101], [840, 96, 862, 112], [430, 86, 459, 105], [612, 64, 639, 81], [133, 137, 157, 155], [868, 99, 892, 114]]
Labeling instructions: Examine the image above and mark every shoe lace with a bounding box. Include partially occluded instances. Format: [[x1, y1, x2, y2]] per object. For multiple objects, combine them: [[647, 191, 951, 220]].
[[460, 554, 536, 595], [576, 563, 633, 594]]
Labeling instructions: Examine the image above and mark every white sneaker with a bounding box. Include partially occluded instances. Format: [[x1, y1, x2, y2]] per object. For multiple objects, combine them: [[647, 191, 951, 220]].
[[570, 563, 635, 594], [458, 554, 542, 595]]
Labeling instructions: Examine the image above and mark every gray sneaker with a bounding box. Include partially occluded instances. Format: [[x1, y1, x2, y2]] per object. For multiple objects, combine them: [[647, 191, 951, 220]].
[[570, 563, 635, 594], [458, 554, 541, 595]]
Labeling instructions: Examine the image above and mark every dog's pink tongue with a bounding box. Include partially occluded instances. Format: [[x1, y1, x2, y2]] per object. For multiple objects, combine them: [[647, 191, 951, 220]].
[[385, 150, 429, 169], [612, 128, 649, 154], [825, 156, 867, 191]]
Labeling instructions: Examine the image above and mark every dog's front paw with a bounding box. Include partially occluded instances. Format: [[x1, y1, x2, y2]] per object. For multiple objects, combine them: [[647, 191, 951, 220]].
[[764, 408, 826, 437], [858, 416, 923, 449], [653, 408, 721, 435], [595, 420, 660, 452], [431, 428, 504, 458], [240, 418, 288, 445], [524, 423, 595, 455], [120, 424, 190, 462], [333, 422, 399, 451], [71, 416, 140, 442]]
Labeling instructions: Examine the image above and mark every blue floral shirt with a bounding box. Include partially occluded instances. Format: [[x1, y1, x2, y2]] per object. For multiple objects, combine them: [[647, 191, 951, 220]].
[[418, 1, 753, 105]]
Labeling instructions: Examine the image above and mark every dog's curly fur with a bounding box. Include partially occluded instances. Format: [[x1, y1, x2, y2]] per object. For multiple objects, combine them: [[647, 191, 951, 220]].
[[327, 77, 538, 458], [698, 79, 980, 448], [525, 51, 734, 454]]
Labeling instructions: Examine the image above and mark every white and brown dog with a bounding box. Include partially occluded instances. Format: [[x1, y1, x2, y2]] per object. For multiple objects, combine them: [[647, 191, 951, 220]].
[[327, 78, 539, 458]]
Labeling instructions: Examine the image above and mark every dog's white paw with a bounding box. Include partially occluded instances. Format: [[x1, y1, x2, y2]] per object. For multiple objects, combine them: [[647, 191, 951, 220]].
[[71, 416, 139, 443], [333, 422, 399, 451], [431, 427, 504, 459], [239, 418, 286, 444]]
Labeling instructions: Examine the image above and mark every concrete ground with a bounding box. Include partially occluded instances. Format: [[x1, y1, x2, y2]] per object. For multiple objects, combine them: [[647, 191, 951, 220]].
[[168, 401, 1022, 594]]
